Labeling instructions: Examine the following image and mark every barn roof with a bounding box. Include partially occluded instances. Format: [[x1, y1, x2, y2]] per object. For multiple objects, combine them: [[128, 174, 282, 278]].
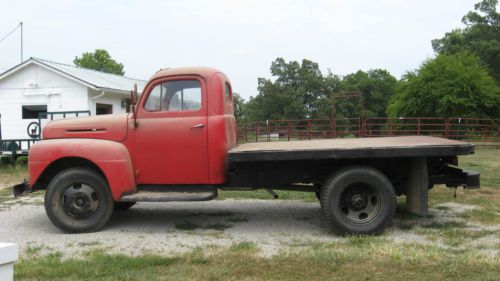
[[0, 57, 147, 94]]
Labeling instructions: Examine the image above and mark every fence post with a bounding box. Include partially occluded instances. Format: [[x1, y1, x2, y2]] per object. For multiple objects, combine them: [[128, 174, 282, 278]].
[[307, 120, 311, 140], [244, 124, 248, 142], [329, 119, 333, 138], [360, 117, 365, 137], [445, 118, 450, 138], [287, 121, 291, 141], [267, 120, 270, 142], [255, 126, 259, 142], [11, 141, 17, 159], [417, 118, 421, 135]]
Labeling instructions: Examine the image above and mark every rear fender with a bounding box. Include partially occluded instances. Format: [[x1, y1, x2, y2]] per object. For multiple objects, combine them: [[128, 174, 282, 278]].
[[29, 139, 136, 201]]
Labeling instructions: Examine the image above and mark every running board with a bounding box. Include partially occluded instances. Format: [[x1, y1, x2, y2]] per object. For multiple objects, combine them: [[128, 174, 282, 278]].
[[120, 190, 218, 202]]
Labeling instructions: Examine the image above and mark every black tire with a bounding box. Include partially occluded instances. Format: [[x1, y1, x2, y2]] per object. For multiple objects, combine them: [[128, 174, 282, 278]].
[[114, 202, 136, 211], [320, 166, 396, 235], [44, 168, 114, 233]]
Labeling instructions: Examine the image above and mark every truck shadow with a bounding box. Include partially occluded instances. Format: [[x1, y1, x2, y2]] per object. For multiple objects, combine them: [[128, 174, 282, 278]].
[[106, 200, 326, 234]]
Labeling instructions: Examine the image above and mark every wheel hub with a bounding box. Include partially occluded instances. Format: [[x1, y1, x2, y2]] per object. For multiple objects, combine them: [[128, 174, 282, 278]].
[[76, 198, 85, 206], [351, 194, 368, 210], [339, 183, 382, 224], [61, 184, 99, 220]]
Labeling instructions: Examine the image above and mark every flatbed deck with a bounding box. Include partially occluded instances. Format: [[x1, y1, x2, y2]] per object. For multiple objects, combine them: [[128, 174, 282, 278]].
[[229, 136, 474, 162]]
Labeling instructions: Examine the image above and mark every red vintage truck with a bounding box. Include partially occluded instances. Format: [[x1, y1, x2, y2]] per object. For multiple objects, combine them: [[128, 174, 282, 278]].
[[13, 67, 479, 235]]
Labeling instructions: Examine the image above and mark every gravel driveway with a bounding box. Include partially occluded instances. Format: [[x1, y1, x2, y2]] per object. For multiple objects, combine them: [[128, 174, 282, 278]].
[[1, 195, 499, 257]]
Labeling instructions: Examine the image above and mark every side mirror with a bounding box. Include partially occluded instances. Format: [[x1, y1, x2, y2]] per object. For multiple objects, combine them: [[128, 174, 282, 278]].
[[131, 84, 138, 105], [131, 84, 138, 127]]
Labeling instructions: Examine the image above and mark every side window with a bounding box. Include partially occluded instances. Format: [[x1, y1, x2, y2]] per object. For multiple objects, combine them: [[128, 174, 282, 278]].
[[224, 83, 232, 104], [144, 85, 161, 111], [144, 80, 202, 112]]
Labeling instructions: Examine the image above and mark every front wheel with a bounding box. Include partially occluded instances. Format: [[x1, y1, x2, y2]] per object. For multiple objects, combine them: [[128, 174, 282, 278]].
[[44, 168, 114, 233], [320, 166, 396, 235]]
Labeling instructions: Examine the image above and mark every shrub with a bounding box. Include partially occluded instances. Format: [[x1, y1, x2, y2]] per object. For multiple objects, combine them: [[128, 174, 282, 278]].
[[0, 156, 14, 167], [16, 156, 29, 166]]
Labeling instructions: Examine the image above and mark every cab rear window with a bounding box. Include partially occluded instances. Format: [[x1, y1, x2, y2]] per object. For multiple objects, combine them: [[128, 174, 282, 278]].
[[224, 82, 232, 104]]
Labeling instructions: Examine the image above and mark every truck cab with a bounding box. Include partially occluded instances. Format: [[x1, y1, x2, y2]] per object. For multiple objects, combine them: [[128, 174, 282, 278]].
[[15, 67, 479, 235]]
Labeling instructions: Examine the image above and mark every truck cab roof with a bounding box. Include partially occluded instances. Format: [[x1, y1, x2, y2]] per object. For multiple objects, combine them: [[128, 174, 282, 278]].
[[149, 67, 223, 81]]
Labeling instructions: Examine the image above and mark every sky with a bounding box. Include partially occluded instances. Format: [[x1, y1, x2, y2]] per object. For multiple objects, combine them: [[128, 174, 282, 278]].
[[0, 0, 478, 100]]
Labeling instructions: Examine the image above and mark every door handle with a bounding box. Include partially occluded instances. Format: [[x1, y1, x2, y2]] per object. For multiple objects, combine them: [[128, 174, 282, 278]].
[[191, 124, 205, 129]]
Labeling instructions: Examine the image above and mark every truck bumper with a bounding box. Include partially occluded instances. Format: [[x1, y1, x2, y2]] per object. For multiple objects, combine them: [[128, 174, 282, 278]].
[[12, 181, 32, 197], [430, 166, 480, 189]]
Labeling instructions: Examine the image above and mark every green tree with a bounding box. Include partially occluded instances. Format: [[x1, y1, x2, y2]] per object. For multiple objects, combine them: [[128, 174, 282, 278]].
[[74, 49, 125, 75], [387, 52, 500, 118], [245, 58, 329, 121], [232, 93, 246, 121], [244, 58, 397, 122], [339, 69, 397, 117], [315, 71, 342, 119], [432, 0, 500, 83]]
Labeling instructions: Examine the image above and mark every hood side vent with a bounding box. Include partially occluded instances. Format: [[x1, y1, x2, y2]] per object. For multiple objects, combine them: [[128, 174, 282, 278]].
[[65, 128, 106, 133]]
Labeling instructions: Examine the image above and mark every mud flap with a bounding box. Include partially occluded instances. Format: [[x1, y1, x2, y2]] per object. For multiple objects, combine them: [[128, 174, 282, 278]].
[[12, 181, 31, 197]]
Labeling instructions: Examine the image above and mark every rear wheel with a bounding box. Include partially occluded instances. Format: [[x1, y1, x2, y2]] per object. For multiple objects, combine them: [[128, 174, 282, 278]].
[[320, 166, 396, 235], [44, 168, 114, 233]]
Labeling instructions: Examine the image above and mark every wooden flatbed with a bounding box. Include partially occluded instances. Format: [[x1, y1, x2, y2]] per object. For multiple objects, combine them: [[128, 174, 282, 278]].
[[229, 136, 474, 162]]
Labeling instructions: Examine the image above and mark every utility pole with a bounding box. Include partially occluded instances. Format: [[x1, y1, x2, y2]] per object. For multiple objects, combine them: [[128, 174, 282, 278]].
[[20, 22, 23, 62]]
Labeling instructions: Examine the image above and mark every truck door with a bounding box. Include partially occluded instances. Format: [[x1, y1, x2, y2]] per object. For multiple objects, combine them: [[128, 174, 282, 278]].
[[135, 77, 208, 184]]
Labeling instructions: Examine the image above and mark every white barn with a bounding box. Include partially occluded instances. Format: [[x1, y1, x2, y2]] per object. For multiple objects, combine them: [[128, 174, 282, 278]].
[[0, 58, 146, 140]]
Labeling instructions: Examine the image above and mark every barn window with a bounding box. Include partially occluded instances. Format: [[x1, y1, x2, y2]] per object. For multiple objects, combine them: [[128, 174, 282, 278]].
[[22, 105, 47, 119], [96, 103, 113, 115]]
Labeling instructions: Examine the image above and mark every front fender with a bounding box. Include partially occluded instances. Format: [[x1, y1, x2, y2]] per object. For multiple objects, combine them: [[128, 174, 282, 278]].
[[29, 139, 136, 201]]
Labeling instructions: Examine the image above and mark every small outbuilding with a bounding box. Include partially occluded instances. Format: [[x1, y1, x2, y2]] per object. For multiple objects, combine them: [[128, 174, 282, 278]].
[[0, 58, 146, 140]]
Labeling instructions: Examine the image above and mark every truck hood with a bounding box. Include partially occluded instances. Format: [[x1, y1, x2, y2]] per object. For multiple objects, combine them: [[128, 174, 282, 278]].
[[42, 114, 130, 142]]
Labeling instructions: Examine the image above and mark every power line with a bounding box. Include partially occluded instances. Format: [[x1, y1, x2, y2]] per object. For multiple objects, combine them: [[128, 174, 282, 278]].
[[0, 23, 22, 44], [0, 22, 23, 62]]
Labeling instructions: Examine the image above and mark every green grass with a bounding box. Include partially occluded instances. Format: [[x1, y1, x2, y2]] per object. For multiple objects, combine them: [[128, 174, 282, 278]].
[[227, 215, 249, 223], [0, 187, 12, 203], [420, 221, 468, 229], [174, 221, 233, 231], [0, 165, 28, 186], [25, 245, 43, 256], [77, 241, 102, 247], [15, 242, 500, 281], [203, 223, 233, 231], [174, 221, 201, 231], [218, 189, 317, 201]]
